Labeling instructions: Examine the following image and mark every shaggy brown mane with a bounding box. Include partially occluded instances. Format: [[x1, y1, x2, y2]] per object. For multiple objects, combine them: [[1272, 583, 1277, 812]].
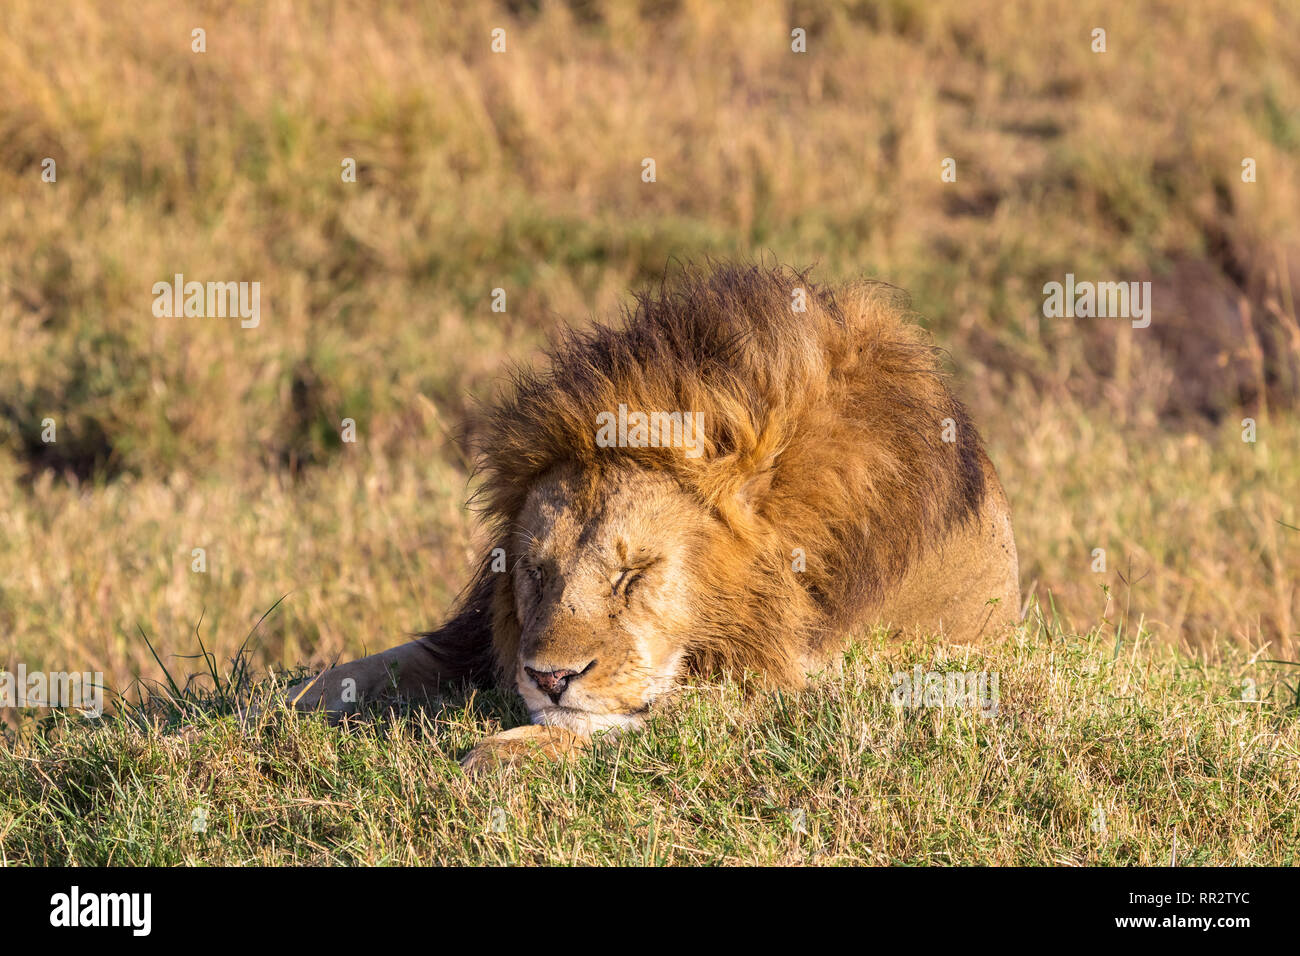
[[425, 263, 989, 686]]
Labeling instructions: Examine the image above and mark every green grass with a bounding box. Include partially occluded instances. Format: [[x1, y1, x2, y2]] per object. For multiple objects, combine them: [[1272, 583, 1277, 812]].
[[3, 613, 1296, 865]]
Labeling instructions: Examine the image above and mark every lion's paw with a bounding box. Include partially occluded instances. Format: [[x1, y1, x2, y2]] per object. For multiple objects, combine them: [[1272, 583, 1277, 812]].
[[460, 725, 586, 776]]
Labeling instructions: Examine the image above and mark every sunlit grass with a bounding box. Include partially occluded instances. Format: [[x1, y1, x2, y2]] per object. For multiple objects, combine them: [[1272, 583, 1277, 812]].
[[2, 620, 1296, 865], [1, 0, 1299, 863]]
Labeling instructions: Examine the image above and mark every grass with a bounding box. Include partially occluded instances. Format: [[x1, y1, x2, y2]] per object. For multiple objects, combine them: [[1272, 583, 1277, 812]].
[[1, 0, 1299, 864], [2, 613, 1297, 865]]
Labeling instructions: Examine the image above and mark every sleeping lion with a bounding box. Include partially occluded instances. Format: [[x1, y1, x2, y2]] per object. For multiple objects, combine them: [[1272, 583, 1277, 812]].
[[281, 264, 1019, 771]]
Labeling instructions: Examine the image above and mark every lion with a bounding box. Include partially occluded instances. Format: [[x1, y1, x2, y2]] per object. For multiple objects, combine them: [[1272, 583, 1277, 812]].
[[281, 264, 1019, 772]]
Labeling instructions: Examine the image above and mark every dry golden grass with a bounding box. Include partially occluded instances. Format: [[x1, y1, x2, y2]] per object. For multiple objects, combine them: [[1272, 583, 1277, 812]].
[[0, 0, 1298, 864]]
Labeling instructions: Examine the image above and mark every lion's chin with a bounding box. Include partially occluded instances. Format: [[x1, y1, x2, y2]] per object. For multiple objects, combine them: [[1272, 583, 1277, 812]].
[[529, 705, 645, 736]]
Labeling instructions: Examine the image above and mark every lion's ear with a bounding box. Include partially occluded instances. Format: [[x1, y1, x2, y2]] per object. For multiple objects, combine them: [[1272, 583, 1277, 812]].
[[734, 424, 788, 515], [737, 452, 778, 510], [699, 427, 784, 528]]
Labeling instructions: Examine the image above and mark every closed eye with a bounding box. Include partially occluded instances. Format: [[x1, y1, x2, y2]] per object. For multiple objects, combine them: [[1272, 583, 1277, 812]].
[[525, 564, 546, 593], [613, 564, 654, 598]]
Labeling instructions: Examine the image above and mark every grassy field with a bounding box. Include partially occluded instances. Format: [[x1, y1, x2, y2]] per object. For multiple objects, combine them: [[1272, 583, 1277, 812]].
[[3, 619, 1297, 865], [1, 0, 1299, 864]]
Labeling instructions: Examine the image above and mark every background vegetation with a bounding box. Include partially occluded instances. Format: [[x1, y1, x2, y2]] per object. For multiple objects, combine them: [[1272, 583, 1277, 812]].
[[1, 0, 1297, 863]]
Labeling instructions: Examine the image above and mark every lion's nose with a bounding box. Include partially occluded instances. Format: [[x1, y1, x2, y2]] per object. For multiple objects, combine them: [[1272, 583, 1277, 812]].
[[525, 661, 595, 704]]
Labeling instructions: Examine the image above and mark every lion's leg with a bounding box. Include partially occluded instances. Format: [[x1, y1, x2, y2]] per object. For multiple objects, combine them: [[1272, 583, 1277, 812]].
[[460, 724, 588, 774], [284, 637, 451, 715], [275, 566, 497, 718]]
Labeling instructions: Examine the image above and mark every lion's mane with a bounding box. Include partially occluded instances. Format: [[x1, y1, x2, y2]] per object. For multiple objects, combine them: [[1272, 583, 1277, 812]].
[[423, 264, 989, 687]]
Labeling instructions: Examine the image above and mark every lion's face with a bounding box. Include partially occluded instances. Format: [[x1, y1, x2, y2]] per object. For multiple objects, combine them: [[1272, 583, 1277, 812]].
[[510, 464, 716, 735]]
